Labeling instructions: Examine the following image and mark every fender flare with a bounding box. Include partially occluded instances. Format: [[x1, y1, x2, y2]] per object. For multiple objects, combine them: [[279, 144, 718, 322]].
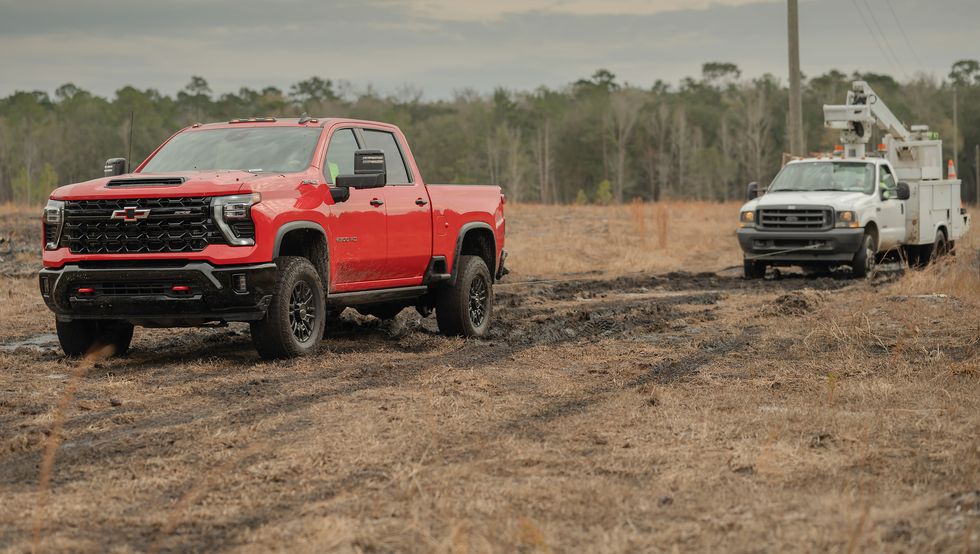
[[273, 221, 328, 258], [451, 222, 496, 283]]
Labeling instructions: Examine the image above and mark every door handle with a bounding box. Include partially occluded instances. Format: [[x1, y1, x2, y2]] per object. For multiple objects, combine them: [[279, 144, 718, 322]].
[[415, 198, 428, 206], [370, 198, 384, 207]]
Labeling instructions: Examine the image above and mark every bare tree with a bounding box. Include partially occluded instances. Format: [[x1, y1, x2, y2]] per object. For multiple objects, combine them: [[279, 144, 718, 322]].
[[732, 85, 771, 184], [608, 89, 644, 202]]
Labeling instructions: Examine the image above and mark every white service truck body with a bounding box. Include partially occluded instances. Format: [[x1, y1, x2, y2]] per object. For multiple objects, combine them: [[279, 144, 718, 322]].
[[736, 81, 971, 278]]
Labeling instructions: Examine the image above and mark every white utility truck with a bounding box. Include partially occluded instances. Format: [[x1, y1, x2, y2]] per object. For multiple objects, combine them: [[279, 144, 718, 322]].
[[737, 80, 971, 278]]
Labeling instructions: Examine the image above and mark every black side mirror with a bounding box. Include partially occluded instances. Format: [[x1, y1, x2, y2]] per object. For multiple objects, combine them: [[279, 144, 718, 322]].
[[336, 150, 386, 189], [104, 158, 127, 177], [895, 182, 910, 200], [746, 182, 760, 201]]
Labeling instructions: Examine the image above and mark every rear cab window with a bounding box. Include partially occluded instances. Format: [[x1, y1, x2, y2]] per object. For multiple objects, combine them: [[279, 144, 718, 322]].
[[360, 129, 413, 185]]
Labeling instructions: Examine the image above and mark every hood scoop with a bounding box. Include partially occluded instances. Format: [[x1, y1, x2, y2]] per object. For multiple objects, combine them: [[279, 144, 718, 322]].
[[106, 177, 186, 187]]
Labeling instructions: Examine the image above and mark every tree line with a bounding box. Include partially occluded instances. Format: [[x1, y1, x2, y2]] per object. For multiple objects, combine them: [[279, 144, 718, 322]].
[[1, 61, 978, 205]]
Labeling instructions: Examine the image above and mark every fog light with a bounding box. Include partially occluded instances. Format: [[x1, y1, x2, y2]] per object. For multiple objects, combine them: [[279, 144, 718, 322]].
[[40, 277, 51, 296], [233, 273, 247, 294]]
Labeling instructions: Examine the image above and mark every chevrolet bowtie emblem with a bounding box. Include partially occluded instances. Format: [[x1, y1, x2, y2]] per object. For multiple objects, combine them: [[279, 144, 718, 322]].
[[111, 207, 151, 222]]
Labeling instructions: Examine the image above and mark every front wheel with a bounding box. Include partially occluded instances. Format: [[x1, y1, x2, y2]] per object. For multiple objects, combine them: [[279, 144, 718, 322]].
[[851, 233, 876, 279], [250, 257, 326, 359], [56, 319, 134, 358], [435, 255, 493, 337], [743, 258, 766, 280]]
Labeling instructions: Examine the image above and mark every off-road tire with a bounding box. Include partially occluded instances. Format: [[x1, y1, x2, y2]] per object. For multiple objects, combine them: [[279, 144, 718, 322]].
[[250, 257, 326, 359], [56, 319, 134, 358], [436, 255, 493, 337], [743, 258, 766, 280], [851, 233, 875, 279]]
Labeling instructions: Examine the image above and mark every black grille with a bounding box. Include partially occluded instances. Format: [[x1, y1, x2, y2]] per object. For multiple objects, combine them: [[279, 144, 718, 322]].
[[61, 197, 225, 254], [106, 177, 186, 187], [757, 207, 832, 231]]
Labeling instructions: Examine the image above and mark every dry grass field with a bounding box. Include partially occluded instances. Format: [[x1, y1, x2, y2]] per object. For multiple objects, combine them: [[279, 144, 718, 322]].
[[0, 202, 978, 553]]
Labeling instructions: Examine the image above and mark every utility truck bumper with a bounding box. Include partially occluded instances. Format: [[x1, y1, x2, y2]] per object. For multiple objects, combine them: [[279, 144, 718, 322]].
[[736, 228, 864, 264], [38, 262, 277, 324]]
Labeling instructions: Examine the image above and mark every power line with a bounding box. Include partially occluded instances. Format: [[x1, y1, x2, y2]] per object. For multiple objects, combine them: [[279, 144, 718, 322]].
[[861, 0, 906, 75], [883, 0, 925, 71], [849, 0, 901, 74]]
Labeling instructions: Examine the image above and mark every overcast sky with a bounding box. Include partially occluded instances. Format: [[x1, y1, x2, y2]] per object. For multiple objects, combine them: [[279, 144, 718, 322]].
[[0, 0, 975, 99]]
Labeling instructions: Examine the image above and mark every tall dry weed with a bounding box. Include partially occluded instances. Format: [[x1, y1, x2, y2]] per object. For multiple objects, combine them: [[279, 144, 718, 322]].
[[32, 344, 116, 553], [655, 203, 669, 250]]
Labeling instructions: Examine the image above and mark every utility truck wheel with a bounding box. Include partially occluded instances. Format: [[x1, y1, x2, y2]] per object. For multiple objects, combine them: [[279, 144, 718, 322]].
[[56, 319, 134, 358], [743, 258, 766, 280], [930, 230, 948, 262], [251, 257, 325, 359], [436, 255, 493, 338], [851, 234, 876, 279]]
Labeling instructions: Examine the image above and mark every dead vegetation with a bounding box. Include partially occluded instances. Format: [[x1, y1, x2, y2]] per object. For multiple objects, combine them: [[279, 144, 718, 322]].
[[0, 203, 978, 553]]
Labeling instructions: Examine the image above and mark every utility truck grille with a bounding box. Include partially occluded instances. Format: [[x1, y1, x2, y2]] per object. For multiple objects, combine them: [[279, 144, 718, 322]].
[[757, 207, 832, 231], [61, 197, 225, 254]]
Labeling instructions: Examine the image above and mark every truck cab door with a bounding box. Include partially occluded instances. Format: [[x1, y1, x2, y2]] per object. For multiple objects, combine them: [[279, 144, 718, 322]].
[[876, 164, 905, 250], [359, 128, 433, 281], [323, 128, 389, 288]]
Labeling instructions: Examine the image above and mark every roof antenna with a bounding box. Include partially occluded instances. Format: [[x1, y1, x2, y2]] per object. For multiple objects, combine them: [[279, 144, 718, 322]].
[[127, 110, 135, 173], [298, 112, 312, 124]]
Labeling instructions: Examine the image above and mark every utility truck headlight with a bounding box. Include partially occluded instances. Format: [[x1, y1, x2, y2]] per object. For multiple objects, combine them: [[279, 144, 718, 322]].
[[43, 199, 65, 250], [212, 193, 260, 246], [835, 210, 859, 228], [739, 210, 755, 228]]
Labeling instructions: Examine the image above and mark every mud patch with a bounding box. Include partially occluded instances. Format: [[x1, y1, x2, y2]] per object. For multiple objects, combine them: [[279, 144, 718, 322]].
[[0, 333, 59, 353], [768, 289, 826, 316]]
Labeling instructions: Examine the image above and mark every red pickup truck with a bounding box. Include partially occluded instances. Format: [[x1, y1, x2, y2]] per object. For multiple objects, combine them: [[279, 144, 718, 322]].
[[39, 117, 507, 359]]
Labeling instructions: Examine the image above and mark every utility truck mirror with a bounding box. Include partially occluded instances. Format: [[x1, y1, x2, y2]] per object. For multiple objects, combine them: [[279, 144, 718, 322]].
[[104, 158, 127, 177], [746, 182, 760, 201], [895, 182, 911, 201], [336, 150, 386, 189]]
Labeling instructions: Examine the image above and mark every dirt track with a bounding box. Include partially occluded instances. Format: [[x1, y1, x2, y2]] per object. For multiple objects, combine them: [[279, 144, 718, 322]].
[[1, 204, 978, 552]]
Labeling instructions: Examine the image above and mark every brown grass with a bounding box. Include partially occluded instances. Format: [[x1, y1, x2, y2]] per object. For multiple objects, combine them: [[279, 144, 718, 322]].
[[0, 203, 978, 553]]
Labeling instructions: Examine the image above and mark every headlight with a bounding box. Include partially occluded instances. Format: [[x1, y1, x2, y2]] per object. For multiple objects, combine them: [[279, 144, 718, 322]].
[[43, 199, 65, 250], [739, 210, 755, 228], [212, 193, 260, 246], [835, 210, 859, 228]]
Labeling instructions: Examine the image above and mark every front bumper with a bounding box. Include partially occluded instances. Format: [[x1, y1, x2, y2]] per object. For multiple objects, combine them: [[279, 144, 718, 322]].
[[38, 261, 276, 324], [736, 228, 865, 263]]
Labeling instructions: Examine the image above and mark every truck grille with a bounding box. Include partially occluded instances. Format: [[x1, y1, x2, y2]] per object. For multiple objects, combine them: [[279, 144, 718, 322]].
[[757, 207, 832, 231], [61, 197, 225, 254]]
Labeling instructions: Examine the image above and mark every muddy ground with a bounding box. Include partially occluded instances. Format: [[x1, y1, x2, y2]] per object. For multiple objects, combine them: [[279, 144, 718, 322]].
[[1, 205, 978, 552]]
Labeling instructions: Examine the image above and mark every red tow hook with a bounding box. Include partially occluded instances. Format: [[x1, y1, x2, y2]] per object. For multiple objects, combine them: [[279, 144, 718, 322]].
[[77, 287, 95, 295], [171, 285, 191, 295]]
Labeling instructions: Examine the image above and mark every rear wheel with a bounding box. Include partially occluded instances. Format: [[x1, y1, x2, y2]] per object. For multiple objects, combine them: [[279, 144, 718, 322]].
[[436, 255, 493, 337], [55, 319, 134, 358], [250, 257, 325, 359], [851, 233, 875, 279], [930, 229, 948, 262], [743, 258, 766, 280]]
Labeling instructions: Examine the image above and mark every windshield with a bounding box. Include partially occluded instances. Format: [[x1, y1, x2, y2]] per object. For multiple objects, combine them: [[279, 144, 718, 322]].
[[768, 162, 875, 194], [141, 127, 321, 173]]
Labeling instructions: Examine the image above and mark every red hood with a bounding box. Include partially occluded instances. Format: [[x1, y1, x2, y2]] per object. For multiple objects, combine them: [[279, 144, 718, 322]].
[[49, 171, 277, 200]]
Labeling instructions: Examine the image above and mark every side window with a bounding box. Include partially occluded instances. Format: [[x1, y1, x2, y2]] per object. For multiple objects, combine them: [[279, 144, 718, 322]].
[[323, 128, 358, 184], [880, 165, 897, 191], [361, 129, 412, 185]]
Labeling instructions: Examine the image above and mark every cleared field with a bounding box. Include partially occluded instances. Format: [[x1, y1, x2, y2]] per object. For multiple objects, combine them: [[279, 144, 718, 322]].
[[0, 202, 978, 553]]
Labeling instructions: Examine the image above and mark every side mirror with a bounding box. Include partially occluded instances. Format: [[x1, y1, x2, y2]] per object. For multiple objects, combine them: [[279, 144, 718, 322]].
[[746, 182, 760, 201], [895, 181, 910, 200], [335, 150, 386, 189], [104, 158, 127, 177]]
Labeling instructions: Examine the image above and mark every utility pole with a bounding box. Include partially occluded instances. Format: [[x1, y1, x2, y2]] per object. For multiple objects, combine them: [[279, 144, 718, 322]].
[[952, 87, 958, 173], [787, 0, 805, 155]]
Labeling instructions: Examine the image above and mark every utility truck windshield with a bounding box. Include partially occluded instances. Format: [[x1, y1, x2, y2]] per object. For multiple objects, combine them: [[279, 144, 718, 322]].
[[768, 162, 874, 194], [141, 127, 321, 173]]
